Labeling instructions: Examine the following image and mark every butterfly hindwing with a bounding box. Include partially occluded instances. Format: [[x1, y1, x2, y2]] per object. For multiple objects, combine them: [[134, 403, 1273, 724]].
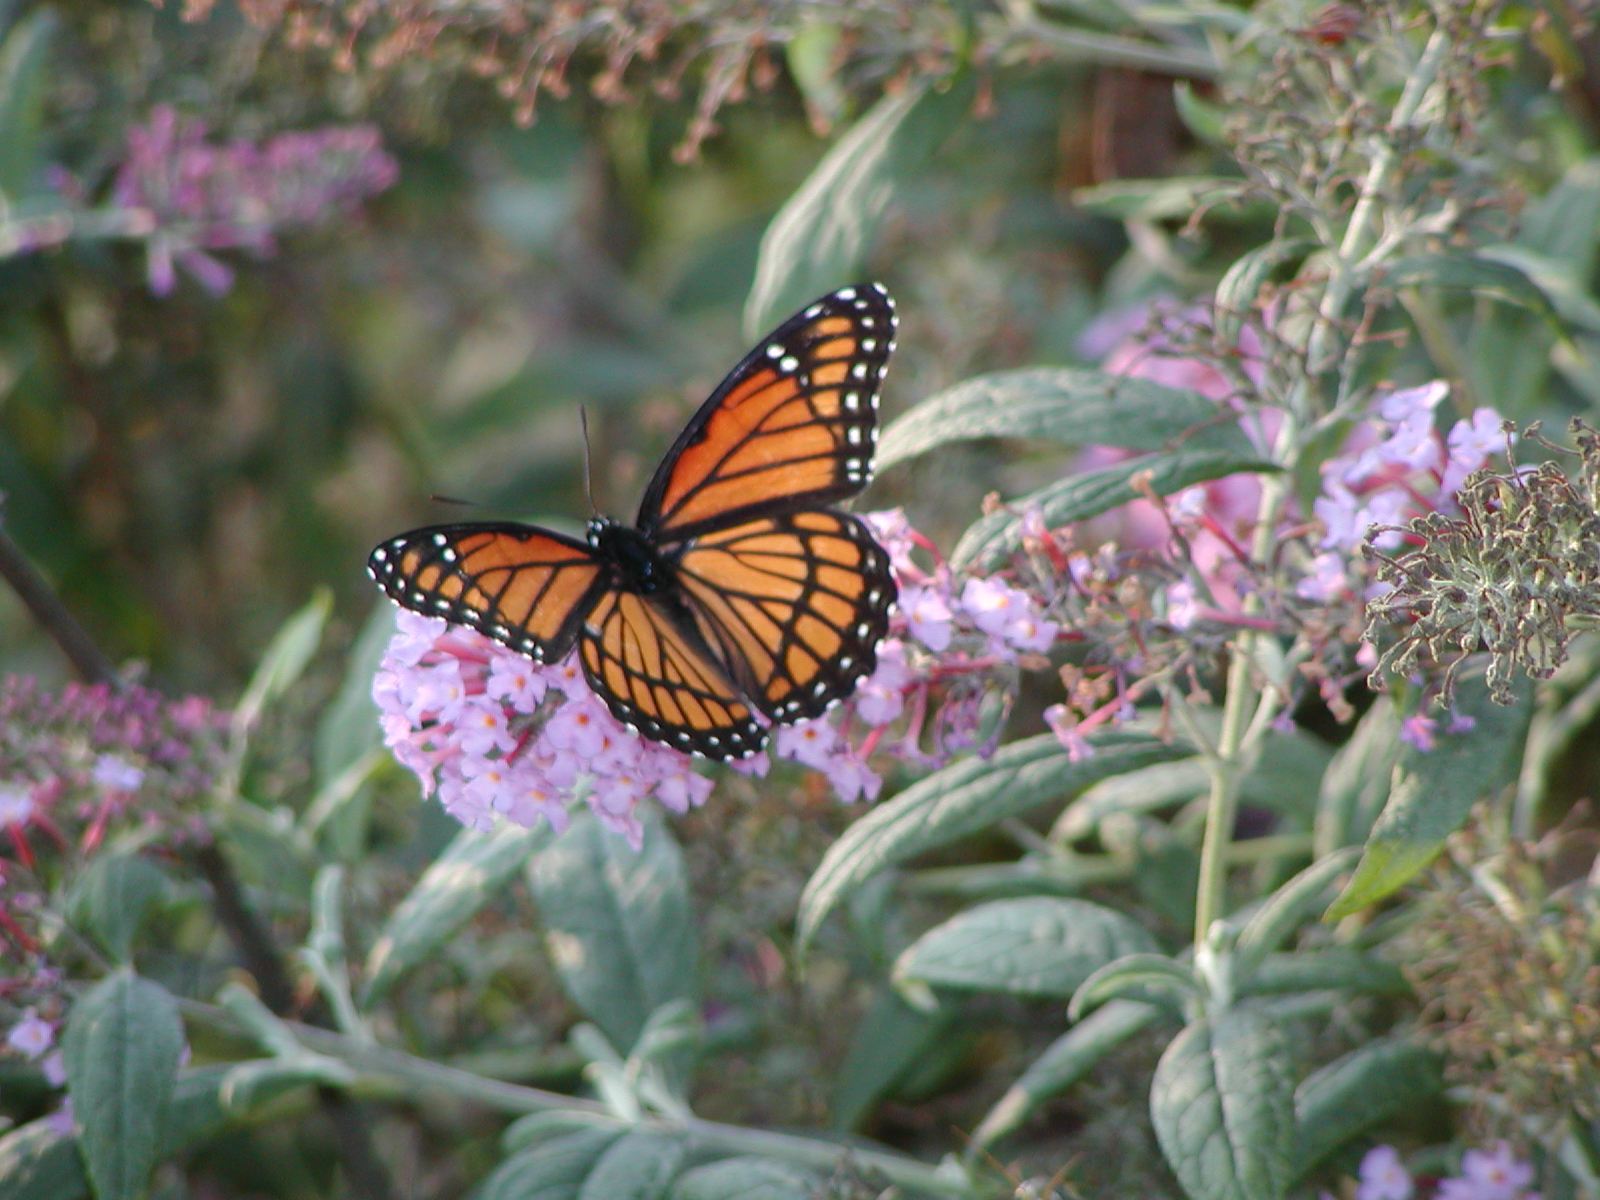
[[638, 283, 895, 541], [579, 588, 767, 759], [368, 524, 604, 662], [673, 511, 896, 723]]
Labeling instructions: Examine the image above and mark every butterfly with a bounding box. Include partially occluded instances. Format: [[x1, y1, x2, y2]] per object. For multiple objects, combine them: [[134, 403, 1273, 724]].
[[368, 283, 899, 761]]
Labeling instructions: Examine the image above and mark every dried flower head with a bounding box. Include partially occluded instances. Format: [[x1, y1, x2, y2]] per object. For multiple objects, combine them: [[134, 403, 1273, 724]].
[[1363, 420, 1600, 705]]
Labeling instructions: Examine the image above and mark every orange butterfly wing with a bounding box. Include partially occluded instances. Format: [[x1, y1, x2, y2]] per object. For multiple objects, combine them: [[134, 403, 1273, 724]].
[[673, 511, 896, 723], [368, 524, 604, 662], [578, 589, 766, 758], [637, 283, 895, 540]]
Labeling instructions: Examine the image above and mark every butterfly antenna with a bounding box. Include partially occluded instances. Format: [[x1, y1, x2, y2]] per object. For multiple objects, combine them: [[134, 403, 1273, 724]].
[[429, 494, 484, 508], [579, 405, 599, 516]]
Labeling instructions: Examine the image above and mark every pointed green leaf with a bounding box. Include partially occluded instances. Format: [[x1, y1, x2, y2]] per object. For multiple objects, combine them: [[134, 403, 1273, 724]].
[[1071, 176, 1250, 221], [67, 853, 167, 962], [576, 1131, 686, 1200], [478, 1127, 625, 1200], [62, 970, 185, 1200], [1518, 157, 1600, 277], [362, 820, 550, 1003], [0, 10, 56, 201], [310, 601, 397, 855], [797, 732, 1191, 951], [743, 76, 969, 338], [1240, 949, 1407, 998], [1382, 253, 1558, 323], [530, 810, 698, 1053], [1478, 243, 1600, 332], [831, 988, 951, 1131], [952, 447, 1276, 572], [1069, 953, 1201, 1021], [1150, 1009, 1295, 1200], [1327, 668, 1532, 919], [1291, 1037, 1442, 1180], [1234, 849, 1360, 979], [232, 588, 333, 737], [504, 1111, 628, 1155], [1312, 696, 1403, 858], [894, 897, 1158, 999], [875, 367, 1250, 472], [669, 1158, 821, 1200], [968, 999, 1160, 1155], [1213, 242, 1314, 348]]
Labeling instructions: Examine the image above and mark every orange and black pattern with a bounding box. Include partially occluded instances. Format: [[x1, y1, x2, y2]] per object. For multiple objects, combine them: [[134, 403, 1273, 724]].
[[369, 283, 899, 760]]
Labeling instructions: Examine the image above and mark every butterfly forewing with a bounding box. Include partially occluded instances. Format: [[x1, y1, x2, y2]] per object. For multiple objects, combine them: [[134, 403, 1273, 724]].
[[368, 525, 603, 661], [579, 589, 767, 759], [673, 511, 896, 723], [638, 283, 895, 541]]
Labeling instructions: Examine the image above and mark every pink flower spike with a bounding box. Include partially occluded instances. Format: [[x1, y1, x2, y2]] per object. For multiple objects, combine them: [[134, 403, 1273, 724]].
[[1357, 1146, 1414, 1200]]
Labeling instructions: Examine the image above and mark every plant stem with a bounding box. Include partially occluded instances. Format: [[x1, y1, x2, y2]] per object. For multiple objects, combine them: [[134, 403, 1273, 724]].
[[0, 511, 120, 687], [177, 998, 987, 1199]]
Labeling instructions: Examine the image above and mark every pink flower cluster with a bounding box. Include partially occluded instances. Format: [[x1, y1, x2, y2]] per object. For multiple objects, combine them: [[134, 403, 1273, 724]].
[[1348, 1143, 1539, 1200], [373, 511, 1067, 841], [110, 105, 399, 295], [1301, 381, 1511, 604]]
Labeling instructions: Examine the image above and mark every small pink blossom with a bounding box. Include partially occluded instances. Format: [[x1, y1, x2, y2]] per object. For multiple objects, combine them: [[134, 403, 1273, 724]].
[[1044, 704, 1094, 762], [1166, 579, 1200, 630], [900, 585, 954, 652], [1357, 1145, 1413, 1200], [7, 1009, 53, 1058], [1296, 551, 1350, 603], [44, 1097, 75, 1137], [1436, 1143, 1536, 1200], [772, 718, 841, 771], [1400, 713, 1438, 752], [0, 784, 34, 828], [41, 1050, 66, 1086], [91, 754, 145, 792]]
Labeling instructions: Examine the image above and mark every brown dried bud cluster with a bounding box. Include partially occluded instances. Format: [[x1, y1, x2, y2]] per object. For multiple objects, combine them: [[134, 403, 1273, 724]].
[[1364, 420, 1600, 704]]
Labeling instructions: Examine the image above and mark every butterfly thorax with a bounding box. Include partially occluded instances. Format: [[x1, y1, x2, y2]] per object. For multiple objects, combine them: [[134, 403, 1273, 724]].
[[587, 517, 672, 595]]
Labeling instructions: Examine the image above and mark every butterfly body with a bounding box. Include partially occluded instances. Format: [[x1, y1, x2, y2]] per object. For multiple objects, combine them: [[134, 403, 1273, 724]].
[[371, 283, 899, 760]]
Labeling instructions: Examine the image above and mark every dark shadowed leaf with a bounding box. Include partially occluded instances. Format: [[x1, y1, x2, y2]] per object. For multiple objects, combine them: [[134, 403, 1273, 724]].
[[530, 810, 698, 1053], [477, 1127, 626, 1200], [0, 1120, 88, 1200], [1292, 1037, 1443, 1180], [66, 852, 167, 963], [830, 988, 951, 1132], [797, 732, 1191, 952]]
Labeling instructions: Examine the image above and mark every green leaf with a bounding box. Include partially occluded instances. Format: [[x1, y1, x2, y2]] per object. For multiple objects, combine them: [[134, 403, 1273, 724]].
[[1150, 1009, 1296, 1200], [62, 969, 185, 1200], [478, 1128, 626, 1200], [1518, 157, 1600, 278], [1053, 758, 1208, 841], [67, 852, 167, 962], [218, 1055, 354, 1113], [1069, 953, 1201, 1021], [1382, 253, 1559, 322], [967, 999, 1161, 1155], [830, 988, 952, 1131], [1071, 175, 1250, 221], [1172, 80, 1226, 145], [530, 810, 698, 1053], [875, 366, 1248, 472], [362, 821, 551, 1004], [0, 9, 56, 201], [951, 447, 1276, 572], [1233, 848, 1360, 980], [309, 601, 397, 856], [1213, 242, 1313, 348], [1478, 243, 1600, 333], [893, 897, 1158, 1000], [1312, 696, 1403, 858], [504, 1111, 628, 1155], [232, 588, 333, 738], [1291, 1037, 1443, 1180], [669, 1158, 821, 1200], [742, 76, 969, 339], [1327, 667, 1533, 919], [576, 1131, 686, 1200], [0, 1120, 88, 1200], [1239, 949, 1408, 998], [797, 732, 1191, 952]]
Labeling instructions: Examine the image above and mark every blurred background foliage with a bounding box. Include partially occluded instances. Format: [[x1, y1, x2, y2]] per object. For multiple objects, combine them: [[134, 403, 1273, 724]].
[[9, 1, 1600, 1196]]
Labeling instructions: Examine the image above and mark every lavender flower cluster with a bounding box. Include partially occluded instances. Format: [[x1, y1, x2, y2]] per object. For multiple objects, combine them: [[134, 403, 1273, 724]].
[[1350, 1143, 1540, 1200], [372, 509, 1062, 846], [109, 105, 399, 295]]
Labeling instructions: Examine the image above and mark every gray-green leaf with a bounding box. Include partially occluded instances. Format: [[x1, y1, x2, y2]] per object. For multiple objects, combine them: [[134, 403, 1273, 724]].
[[62, 970, 185, 1200], [875, 367, 1249, 472], [67, 853, 167, 963], [893, 897, 1158, 999], [797, 732, 1191, 952], [363, 820, 551, 1004], [1149, 1009, 1295, 1200], [577, 1131, 686, 1200], [530, 810, 698, 1053], [1291, 1037, 1442, 1180], [1328, 667, 1532, 919], [478, 1128, 625, 1200], [669, 1157, 821, 1200]]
